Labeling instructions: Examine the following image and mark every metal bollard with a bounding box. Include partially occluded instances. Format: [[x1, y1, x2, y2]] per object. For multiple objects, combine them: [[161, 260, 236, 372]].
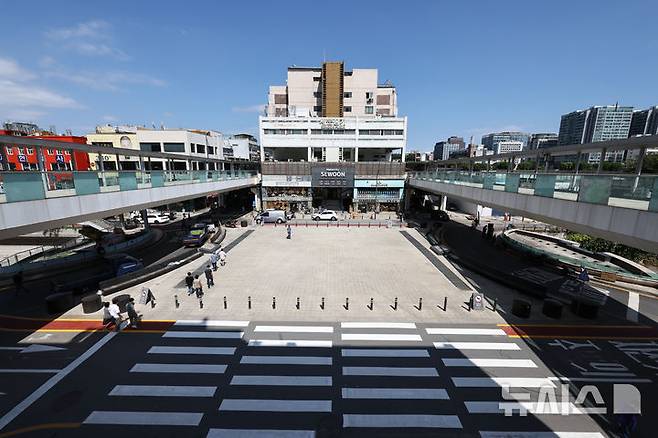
[[248, 296, 251, 309], [345, 297, 349, 310], [223, 296, 227, 309], [492, 298, 497, 312], [296, 297, 300, 310], [199, 299, 203, 309], [394, 297, 398, 310], [272, 296, 276, 309], [443, 296, 448, 312], [418, 297, 423, 311], [321, 297, 325, 310], [174, 294, 179, 308], [369, 297, 373, 310]]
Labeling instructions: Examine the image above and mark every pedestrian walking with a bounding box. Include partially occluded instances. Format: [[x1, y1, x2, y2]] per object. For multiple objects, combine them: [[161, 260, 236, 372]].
[[204, 265, 214, 288], [218, 248, 227, 266], [193, 275, 203, 298], [578, 266, 590, 283], [185, 272, 194, 295], [286, 224, 292, 240], [126, 298, 140, 328], [210, 252, 219, 271], [108, 301, 122, 331], [102, 302, 113, 329]]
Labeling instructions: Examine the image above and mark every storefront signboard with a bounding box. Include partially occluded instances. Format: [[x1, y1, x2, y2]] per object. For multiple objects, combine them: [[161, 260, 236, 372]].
[[262, 175, 311, 187], [354, 179, 405, 188], [319, 119, 345, 130], [312, 166, 355, 187]]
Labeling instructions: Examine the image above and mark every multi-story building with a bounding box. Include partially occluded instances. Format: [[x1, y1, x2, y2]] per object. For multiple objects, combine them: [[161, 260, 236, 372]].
[[558, 105, 633, 163], [229, 134, 260, 161], [260, 61, 407, 213], [494, 140, 524, 155], [629, 106, 658, 137], [0, 131, 89, 171], [433, 136, 465, 161], [528, 133, 558, 150], [481, 132, 529, 152], [86, 125, 227, 170]]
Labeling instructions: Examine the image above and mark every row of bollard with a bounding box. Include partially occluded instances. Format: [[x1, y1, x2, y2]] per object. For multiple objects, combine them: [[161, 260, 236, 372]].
[[174, 293, 499, 312], [271, 221, 404, 229]]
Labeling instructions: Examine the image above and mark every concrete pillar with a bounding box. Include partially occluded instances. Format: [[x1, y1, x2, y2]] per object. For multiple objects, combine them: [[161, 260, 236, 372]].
[[544, 154, 550, 172], [140, 209, 150, 230], [635, 147, 646, 175], [115, 154, 122, 171], [250, 187, 262, 211], [574, 151, 582, 174], [440, 195, 447, 211], [597, 148, 607, 173]]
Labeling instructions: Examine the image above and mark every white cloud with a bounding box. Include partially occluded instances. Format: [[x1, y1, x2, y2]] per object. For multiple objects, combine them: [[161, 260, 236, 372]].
[[45, 20, 129, 60], [0, 56, 82, 121], [46, 69, 166, 91], [232, 104, 266, 113], [0, 57, 37, 81]]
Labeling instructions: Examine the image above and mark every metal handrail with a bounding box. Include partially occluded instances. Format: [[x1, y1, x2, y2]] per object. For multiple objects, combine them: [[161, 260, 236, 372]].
[[0, 235, 90, 268]]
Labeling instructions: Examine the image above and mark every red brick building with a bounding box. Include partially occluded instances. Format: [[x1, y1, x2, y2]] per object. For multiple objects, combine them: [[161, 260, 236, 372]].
[[0, 131, 90, 171]]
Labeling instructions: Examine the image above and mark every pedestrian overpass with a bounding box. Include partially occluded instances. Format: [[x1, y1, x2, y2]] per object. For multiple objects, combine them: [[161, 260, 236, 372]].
[[408, 136, 658, 253], [0, 136, 259, 239]]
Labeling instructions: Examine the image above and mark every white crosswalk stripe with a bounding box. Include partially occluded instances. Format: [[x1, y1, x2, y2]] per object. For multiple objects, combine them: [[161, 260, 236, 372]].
[[162, 331, 243, 339], [247, 339, 332, 348], [78, 321, 605, 437], [109, 385, 216, 397], [219, 399, 332, 412], [343, 414, 462, 428], [341, 348, 429, 357], [434, 342, 520, 350], [230, 375, 332, 386], [254, 325, 333, 333]]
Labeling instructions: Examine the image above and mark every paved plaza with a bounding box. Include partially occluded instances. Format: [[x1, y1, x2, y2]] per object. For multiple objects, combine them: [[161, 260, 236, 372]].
[[0, 226, 656, 437]]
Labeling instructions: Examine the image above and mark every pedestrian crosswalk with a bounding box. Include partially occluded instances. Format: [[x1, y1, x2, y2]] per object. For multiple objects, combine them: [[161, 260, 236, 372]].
[[80, 320, 609, 437]]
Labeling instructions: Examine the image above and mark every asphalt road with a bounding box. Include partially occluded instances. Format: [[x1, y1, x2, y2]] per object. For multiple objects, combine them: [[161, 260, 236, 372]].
[[0, 320, 655, 437]]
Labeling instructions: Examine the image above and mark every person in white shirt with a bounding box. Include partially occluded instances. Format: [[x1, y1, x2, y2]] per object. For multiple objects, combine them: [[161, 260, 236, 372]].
[[108, 302, 122, 331], [218, 249, 227, 266]]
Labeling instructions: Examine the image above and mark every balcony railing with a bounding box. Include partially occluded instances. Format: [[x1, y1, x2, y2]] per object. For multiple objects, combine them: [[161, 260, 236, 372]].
[[0, 169, 258, 204], [409, 170, 658, 212]]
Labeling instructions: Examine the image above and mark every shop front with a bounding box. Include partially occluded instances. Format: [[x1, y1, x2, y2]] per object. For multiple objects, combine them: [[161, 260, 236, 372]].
[[353, 179, 404, 212], [311, 165, 355, 212], [261, 175, 312, 211]]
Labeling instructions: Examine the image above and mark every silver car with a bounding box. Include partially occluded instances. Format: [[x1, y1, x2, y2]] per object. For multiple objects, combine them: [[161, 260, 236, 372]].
[[255, 210, 287, 224]]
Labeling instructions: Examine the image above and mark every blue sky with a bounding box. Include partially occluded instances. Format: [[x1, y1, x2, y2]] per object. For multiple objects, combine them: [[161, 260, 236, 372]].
[[1, 0, 656, 150]]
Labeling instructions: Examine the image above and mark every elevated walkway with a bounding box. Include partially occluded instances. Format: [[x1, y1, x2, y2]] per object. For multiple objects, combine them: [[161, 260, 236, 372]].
[[0, 170, 258, 239], [408, 171, 658, 253]]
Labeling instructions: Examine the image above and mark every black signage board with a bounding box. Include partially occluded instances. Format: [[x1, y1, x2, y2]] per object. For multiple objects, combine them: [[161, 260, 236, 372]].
[[311, 166, 355, 187]]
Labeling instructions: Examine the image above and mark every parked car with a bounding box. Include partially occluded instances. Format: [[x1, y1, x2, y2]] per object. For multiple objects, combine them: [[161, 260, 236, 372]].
[[312, 210, 338, 221], [255, 210, 287, 224], [136, 212, 171, 225], [105, 254, 144, 277], [183, 223, 210, 247]]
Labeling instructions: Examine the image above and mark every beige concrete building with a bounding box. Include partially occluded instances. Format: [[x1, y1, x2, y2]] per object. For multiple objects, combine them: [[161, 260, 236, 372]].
[[267, 62, 398, 118]]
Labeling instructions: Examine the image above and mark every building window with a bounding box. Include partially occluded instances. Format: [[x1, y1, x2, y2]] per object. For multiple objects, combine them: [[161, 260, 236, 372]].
[[313, 76, 321, 82], [365, 92, 373, 99], [395, 130, 404, 135], [64, 150, 70, 155], [313, 92, 322, 98], [196, 144, 206, 154], [26, 148, 34, 154], [16, 147, 24, 154], [344, 92, 352, 98], [208, 146, 215, 155], [376, 108, 390, 116], [139, 143, 161, 152], [376, 95, 391, 105], [6, 147, 13, 155], [163, 142, 185, 152], [344, 106, 352, 112], [274, 94, 287, 104], [313, 106, 322, 112], [365, 106, 374, 114]]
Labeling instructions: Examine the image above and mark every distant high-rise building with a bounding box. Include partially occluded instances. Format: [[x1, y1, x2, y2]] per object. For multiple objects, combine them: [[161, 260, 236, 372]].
[[433, 136, 465, 160], [494, 140, 524, 155], [629, 106, 658, 137], [481, 131, 529, 152], [558, 105, 633, 163], [528, 133, 558, 150]]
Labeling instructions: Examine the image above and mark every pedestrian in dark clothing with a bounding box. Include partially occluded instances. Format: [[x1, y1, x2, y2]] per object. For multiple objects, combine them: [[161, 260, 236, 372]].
[[286, 224, 292, 240], [126, 298, 140, 328], [185, 272, 194, 295], [204, 265, 214, 288]]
